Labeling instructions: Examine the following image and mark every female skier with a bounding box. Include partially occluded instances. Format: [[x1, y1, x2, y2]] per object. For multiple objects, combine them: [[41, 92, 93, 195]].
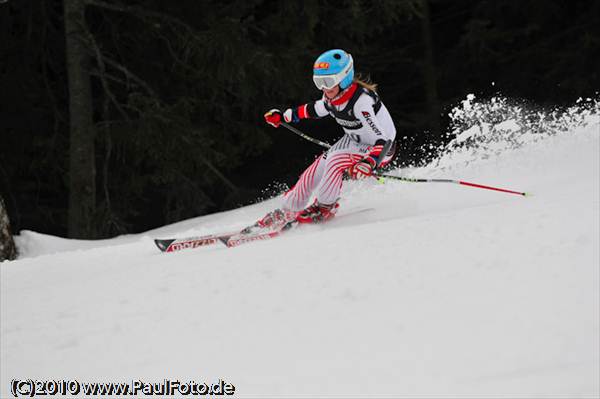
[[261, 49, 397, 225]]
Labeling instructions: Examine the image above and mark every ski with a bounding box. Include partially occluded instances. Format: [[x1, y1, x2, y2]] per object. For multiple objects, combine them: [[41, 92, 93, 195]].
[[154, 232, 233, 252], [222, 220, 298, 248], [154, 207, 373, 253], [154, 221, 295, 253]]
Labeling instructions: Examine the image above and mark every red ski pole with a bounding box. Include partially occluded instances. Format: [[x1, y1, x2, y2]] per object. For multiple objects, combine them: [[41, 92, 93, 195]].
[[375, 174, 528, 196], [279, 123, 528, 197]]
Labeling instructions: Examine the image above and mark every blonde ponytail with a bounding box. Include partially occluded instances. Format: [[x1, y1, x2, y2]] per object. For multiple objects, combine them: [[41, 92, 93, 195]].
[[353, 73, 378, 92]]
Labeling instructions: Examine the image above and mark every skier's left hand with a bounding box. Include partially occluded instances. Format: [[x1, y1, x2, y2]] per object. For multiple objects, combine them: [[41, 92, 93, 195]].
[[348, 156, 377, 180]]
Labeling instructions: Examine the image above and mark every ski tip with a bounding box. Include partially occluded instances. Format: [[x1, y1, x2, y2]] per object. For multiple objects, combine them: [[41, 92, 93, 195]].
[[154, 239, 175, 252]]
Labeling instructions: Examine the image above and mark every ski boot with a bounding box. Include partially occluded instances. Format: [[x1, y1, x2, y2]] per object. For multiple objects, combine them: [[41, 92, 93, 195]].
[[257, 208, 298, 228], [240, 208, 297, 234], [296, 200, 339, 224]]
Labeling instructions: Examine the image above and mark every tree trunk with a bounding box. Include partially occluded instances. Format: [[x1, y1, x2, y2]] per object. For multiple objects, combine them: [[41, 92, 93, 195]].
[[0, 196, 17, 262], [64, 0, 96, 238], [420, 0, 441, 136]]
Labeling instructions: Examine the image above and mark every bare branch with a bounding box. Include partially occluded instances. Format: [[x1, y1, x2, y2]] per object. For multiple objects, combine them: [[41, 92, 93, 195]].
[[82, 24, 131, 121], [85, 0, 208, 43], [200, 158, 239, 193], [103, 55, 159, 98]]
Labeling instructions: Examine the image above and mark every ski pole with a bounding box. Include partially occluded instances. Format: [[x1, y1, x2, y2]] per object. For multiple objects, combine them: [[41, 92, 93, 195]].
[[281, 121, 394, 166], [281, 122, 389, 182], [375, 139, 394, 168], [278, 123, 528, 196], [281, 122, 332, 149], [374, 174, 528, 196]]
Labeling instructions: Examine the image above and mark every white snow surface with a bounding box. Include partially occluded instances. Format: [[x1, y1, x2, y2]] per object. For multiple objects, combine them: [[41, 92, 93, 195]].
[[2, 108, 599, 398]]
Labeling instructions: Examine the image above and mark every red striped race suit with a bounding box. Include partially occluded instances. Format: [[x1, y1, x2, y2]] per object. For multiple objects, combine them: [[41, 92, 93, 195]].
[[282, 82, 397, 211]]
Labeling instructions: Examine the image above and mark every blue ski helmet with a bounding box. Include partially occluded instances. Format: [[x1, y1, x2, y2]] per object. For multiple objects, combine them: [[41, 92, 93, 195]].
[[312, 49, 354, 90]]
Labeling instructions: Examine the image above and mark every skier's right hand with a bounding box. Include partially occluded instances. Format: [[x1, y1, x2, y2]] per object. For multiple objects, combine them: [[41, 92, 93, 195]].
[[265, 108, 299, 128], [264, 109, 283, 128]]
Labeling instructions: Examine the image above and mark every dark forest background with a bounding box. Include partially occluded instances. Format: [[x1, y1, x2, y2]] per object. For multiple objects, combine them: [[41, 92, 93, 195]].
[[1, 0, 599, 239]]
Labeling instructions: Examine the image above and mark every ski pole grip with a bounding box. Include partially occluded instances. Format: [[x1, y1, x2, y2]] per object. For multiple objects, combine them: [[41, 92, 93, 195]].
[[375, 140, 394, 168]]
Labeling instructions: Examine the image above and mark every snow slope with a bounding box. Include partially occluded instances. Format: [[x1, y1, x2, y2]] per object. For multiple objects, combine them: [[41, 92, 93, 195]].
[[2, 100, 599, 398]]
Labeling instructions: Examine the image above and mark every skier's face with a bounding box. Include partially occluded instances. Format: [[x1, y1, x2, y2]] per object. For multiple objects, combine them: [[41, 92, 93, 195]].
[[323, 85, 340, 99]]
